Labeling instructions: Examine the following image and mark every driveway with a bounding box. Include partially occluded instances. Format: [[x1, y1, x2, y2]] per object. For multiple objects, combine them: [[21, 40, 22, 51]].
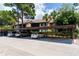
[[0, 36, 79, 56]]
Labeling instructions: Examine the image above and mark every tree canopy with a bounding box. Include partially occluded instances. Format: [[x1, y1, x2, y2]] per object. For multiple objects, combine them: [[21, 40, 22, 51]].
[[4, 3, 36, 28], [4, 3, 35, 19], [0, 10, 16, 25], [0, 10, 16, 30], [43, 3, 79, 25]]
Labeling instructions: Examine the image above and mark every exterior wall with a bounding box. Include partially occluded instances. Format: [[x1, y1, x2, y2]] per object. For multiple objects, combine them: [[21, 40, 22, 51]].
[[26, 23, 31, 27], [39, 23, 47, 32], [76, 24, 79, 30], [13, 21, 76, 39], [47, 23, 51, 26], [39, 23, 54, 32]]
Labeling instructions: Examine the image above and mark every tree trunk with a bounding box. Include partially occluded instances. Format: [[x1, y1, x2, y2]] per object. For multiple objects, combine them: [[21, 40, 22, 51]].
[[16, 8, 20, 34], [16, 8, 19, 26], [21, 10, 24, 28]]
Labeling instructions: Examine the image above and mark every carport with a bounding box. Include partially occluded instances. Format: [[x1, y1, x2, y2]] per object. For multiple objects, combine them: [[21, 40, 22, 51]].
[[14, 24, 76, 39]]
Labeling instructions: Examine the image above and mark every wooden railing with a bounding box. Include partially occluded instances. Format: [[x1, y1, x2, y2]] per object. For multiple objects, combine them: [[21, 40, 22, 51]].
[[14, 24, 76, 30]]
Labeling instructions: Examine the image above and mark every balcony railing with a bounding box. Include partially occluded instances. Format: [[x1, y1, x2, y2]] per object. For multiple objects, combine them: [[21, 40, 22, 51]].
[[14, 24, 76, 30]]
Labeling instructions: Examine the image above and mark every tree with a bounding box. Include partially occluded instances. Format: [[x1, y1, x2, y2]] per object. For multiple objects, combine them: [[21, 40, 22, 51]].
[[50, 10, 57, 20], [55, 10, 77, 25], [43, 11, 58, 22], [49, 10, 58, 23], [4, 3, 35, 28], [0, 10, 16, 25], [60, 4, 74, 11], [73, 3, 79, 7], [54, 4, 77, 25], [74, 12, 79, 25], [73, 3, 79, 25], [43, 13, 48, 21], [0, 10, 16, 30], [4, 3, 20, 25]]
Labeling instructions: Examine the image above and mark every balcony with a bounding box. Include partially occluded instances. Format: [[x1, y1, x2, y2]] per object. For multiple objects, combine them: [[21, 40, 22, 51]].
[[14, 24, 76, 30]]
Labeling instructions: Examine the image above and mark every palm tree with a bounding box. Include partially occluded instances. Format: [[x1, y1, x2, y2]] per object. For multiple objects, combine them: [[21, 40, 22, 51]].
[[50, 10, 58, 23], [43, 13, 48, 21]]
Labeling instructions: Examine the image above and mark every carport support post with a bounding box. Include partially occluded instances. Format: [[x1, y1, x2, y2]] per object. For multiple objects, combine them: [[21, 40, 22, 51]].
[[72, 29, 77, 44]]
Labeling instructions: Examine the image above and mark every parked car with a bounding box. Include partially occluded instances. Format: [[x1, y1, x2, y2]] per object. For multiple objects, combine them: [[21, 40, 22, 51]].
[[7, 32, 13, 37], [7, 31, 16, 37], [31, 34, 39, 38], [15, 33, 21, 37]]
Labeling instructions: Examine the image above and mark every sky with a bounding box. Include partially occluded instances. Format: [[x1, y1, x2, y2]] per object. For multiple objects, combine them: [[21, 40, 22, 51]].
[[35, 3, 62, 19], [0, 3, 62, 19]]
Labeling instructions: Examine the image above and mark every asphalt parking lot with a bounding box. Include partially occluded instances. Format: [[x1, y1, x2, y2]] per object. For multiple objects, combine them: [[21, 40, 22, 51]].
[[0, 36, 79, 56]]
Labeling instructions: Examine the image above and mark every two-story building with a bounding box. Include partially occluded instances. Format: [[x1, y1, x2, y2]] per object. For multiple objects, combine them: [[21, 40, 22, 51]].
[[13, 19, 76, 38]]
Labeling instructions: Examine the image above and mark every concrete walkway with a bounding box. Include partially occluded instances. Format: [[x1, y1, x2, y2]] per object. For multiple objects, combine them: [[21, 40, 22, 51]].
[[0, 36, 79, 56]]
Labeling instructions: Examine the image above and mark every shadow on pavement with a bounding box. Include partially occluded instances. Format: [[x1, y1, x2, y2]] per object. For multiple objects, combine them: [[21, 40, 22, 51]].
[[9, 36, 73, 44]]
